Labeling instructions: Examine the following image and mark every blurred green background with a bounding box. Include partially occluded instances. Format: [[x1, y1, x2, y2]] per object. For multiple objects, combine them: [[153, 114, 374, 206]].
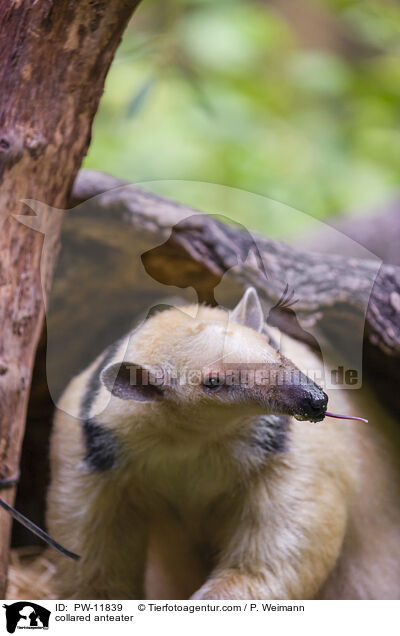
[[84, 0, 400, 236]]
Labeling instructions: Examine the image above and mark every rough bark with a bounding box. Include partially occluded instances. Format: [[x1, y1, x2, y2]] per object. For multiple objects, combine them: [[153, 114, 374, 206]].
[[0, 1, 141, 597]]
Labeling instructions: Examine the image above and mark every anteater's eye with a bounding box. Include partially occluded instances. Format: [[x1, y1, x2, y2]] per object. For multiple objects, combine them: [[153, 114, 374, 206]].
[[203, 376, 223, 391]]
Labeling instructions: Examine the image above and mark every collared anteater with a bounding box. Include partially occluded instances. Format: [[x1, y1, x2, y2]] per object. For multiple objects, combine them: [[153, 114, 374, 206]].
[[46, 288, 400, 599]]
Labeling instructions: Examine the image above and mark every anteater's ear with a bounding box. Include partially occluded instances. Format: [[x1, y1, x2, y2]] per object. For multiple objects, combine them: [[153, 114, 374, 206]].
[[230, 287, 264, 332], [100, 362, 163, 402]]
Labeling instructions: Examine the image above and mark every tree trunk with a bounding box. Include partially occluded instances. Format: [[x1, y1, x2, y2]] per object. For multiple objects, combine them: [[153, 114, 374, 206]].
[[0, 1, 141, 597]]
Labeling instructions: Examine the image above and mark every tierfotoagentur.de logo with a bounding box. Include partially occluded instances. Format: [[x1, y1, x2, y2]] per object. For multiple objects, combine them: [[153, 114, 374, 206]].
[[3, 603, 50, 633]]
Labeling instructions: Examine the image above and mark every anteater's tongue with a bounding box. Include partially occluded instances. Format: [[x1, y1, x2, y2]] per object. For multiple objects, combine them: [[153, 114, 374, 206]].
[[325, 411, 368, 423]]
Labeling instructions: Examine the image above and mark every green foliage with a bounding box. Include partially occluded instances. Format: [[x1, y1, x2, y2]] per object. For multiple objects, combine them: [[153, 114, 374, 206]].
[[84, 0, 400, 236]]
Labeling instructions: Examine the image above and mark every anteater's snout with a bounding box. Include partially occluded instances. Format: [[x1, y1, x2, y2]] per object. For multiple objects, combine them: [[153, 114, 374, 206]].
[[302, 392, 328, 419], [295, 388, 328, 422]]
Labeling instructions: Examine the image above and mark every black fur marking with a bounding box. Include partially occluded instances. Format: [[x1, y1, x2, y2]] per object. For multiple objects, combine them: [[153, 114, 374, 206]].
[[80, 338, 123, 419], [80, 338, 124, 472], [82, 420, 119, 472], [250, 415, 289, 455]]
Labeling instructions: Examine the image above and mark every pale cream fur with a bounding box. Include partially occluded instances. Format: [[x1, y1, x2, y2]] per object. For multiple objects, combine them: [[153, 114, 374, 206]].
[[46, 303, 400, 599]]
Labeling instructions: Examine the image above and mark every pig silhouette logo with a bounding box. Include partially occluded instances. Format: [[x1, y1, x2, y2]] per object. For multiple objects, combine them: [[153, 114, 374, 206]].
[[3, 602, 50, 633]]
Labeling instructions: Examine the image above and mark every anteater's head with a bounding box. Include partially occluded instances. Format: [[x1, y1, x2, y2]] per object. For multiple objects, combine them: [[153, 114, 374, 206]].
[[99, 288, 327, 435]]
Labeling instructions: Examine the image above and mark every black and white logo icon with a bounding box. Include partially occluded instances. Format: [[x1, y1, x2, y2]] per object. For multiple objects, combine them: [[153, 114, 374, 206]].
[[3, 602, 50, 633]]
